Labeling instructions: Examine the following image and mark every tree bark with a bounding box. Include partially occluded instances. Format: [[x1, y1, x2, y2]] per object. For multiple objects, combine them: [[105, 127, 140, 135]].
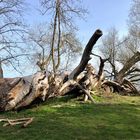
[[1, 29, 139, 111], [68, 29, 103, 80], [0, 62, 3, 78], [116, 51, 140, 83]]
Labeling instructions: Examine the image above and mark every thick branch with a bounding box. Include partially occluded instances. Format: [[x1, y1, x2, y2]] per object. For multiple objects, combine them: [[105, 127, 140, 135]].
[[98, 57, 109, 80], [68, 29, 103, 79], [116, 51, 140, 83]]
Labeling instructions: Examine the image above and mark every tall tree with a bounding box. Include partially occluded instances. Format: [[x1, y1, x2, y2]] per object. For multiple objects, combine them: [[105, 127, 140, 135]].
[[0, 0, 27, 77], [40, 0, 86, 73], [100, 26, 140, 85], [26, 24, 82, 72], [99, 0, 140, 84], [125, 0, 140, 85], [129, 0, 140, 38], [100, 27, 120, 79]]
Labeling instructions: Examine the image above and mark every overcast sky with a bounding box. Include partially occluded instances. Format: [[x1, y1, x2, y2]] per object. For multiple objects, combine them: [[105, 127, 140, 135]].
[[4, 0, 132, 77]]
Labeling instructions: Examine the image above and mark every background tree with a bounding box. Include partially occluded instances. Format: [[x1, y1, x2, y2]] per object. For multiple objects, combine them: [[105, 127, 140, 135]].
[[121, 0, 140, 85], [99, 0, 140, 86], [26, 24, 82, 72], [40, 0, 86, 73], [0, 0, 28, 77], [100, 27, 120, 80], [128, 0, 140, 39]]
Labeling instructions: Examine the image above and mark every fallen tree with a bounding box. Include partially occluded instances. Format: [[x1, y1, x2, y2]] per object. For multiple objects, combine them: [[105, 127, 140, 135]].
[[0, 29, 139, 112], [116, 51, 140, 84]]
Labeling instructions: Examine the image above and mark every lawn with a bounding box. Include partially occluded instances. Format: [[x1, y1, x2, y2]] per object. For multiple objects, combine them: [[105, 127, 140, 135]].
[[0, 94, 140, 140]]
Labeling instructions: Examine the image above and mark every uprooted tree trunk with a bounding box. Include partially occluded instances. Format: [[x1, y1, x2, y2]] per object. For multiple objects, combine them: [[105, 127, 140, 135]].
[[101, 52, 140, 95], [102, 51, 140, 95], [0, 29, 139, 112], [68, 30, 103, 80], [0, 29, 103, 111]]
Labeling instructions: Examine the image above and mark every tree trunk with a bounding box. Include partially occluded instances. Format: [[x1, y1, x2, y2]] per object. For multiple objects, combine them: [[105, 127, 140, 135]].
[[68, 29, 103, 80], [1, 29, 139, 112], [0, 29, 103, 111], [0, 62, 3, 78], [116, 51, 140, 83]]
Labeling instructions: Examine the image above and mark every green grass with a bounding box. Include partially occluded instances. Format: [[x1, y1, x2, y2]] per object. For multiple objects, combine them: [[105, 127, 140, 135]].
[[0, 94, 140, 140]]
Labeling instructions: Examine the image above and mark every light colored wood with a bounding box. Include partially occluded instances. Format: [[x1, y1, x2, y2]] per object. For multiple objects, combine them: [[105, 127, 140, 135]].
[[0, 117, 33, 127], [23, 117, 34, 127]]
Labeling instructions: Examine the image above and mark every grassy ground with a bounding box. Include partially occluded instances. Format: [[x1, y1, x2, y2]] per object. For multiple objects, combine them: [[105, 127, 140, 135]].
[[0, 93, 140, 140]]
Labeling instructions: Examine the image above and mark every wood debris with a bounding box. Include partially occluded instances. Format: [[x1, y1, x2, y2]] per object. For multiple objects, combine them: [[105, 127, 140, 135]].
[[0, 117, 34, 127]]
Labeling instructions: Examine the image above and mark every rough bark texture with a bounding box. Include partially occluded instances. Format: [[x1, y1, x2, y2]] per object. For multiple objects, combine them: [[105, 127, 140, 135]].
[[0, 62, 3, 78], [116, 51, 140, 83], [68, 29, 103, 80], [0, 29, 139, 112]]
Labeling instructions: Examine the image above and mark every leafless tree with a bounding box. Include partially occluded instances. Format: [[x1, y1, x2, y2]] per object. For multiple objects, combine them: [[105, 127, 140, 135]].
[[100, 27, 120, 79], [123, 0, 140, 85], [128, 0, 140, 38], [40, 0, 87, 73], [100, 26, 140, 85], [0, 0, 28, 77], [26, 24, 82, 72], [100, 0, 140, 85]]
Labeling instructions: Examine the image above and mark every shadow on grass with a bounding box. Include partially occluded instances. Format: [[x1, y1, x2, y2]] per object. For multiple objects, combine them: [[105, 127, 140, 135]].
[[0, 99, 140, 140]]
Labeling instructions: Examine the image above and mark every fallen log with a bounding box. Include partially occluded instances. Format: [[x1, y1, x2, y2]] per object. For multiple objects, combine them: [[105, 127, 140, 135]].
[[0, 29, 102, 111], [1, 29, 139, 112], [101, 79, 139, 95], [116, 51, 140, 83]]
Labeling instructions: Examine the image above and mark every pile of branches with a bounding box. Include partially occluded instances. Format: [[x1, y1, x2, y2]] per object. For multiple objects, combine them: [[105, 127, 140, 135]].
[[0, 29, 139, 111], [0, 117, 33, 127]]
